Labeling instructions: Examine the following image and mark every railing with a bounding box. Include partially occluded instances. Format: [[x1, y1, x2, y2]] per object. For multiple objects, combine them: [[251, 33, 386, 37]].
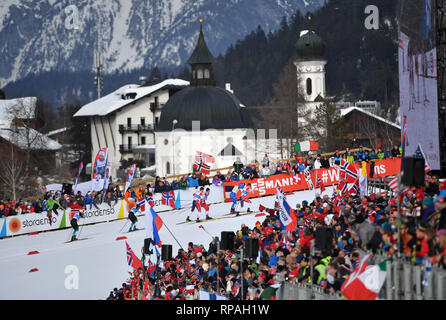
[[276, 282, 343, 300], [119, 124, 154, 133], [275, 255, 446, 300]]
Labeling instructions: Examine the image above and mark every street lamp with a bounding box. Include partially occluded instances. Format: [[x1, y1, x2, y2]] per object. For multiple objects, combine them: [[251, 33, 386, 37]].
[[172, 119, 178, 175]]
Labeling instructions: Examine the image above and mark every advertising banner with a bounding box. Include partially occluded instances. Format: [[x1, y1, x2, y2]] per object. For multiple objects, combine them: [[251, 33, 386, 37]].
[[223, 158, 401, 201], [0, 185, 226, 237]]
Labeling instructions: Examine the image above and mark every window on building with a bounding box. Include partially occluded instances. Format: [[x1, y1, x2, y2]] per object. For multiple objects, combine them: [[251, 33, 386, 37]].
[[306, 78, 312, 96], [197, 69, 203, 79], [204, 69, 210, 79], [166, 162, 171, 175], [127, 117, 132, 127], [155, 117, 159, 127], [141, 136, 146, 145], [128, 136, 132, 146], [141, 117, 145, 127], [192, 70, 196, 79]]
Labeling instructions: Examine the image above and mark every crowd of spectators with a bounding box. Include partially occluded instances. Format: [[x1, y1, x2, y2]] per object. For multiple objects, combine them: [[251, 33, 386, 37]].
[[108, 174, 446, 300], [0, 144, 406, 219]]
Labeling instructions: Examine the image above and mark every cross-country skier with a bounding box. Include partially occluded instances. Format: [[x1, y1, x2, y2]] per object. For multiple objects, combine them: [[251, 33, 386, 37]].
[[186, 187, 204, 222], [240, 183, 253, 213], [201, 187, 211, 220], [229, 183, 244, 215], [69, 199, 85, 241], [128, 203, 139, 232], [47, 196, 61, 226]]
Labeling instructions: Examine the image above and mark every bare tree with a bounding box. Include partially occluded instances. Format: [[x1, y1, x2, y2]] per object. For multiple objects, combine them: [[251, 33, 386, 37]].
[[6, 98, 46, 175], [0, 140, 24, 200], [270, 58, 305, 158]]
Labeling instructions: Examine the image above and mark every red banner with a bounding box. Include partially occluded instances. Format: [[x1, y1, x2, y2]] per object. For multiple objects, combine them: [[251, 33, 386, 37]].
[[223, 158, 401, 201]]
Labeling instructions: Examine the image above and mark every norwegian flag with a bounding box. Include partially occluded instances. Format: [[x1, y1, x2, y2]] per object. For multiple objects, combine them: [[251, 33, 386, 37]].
[[161, 191, 175, 209], [125, 241, 143, 270], [138, 195, 154, 212], [337, 179, 348, 195], [316, 173, 325, 192], [339, 159, 358, 182], [146, 196, 154, 208], [348, 178, 360, 196], [195, 151, 215, 163], [193, 159, 211, 175]]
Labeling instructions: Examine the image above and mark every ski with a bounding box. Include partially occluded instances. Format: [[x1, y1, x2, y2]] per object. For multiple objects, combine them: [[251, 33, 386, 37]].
[[64, 238, 89, 244], [123, 228, 142, 234]]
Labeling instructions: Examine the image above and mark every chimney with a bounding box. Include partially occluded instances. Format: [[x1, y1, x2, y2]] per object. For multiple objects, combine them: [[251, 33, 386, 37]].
[[139, 76, 148, 86], [225, 83, 233, 94]]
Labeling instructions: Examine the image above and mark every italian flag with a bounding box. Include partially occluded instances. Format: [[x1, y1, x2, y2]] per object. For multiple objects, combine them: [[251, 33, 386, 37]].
[[294, 141, 319, 152], [341, 254, 388, 300]]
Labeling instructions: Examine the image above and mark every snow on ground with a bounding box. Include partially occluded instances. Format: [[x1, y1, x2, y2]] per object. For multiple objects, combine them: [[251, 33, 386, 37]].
[[0, 187, 333, 300]]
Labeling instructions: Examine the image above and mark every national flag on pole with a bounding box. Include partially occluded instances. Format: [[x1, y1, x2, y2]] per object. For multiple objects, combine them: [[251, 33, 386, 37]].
[[193, 159, 211, 175], [339, 159, 358, 182], [341, 254, 387, 300], [275, 188, 292, 228], [138, 195, 154, 212], [337, 179, 348, 195], [125, 241, 144, 270], [195, 151, 215, 163], [124, 164, 136, 194], [294, 141, 319, 152], [145, 200, 163, 247], [348, 178, 360, 196], [161, 190, 175, 209]]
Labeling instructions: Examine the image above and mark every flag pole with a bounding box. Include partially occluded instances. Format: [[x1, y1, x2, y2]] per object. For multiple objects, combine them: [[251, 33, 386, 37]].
[[162, 220, 184, 250]]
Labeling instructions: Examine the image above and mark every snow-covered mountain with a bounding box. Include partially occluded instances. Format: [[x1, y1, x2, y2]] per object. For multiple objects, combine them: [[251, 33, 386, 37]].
[[0, 0, 324, 87]]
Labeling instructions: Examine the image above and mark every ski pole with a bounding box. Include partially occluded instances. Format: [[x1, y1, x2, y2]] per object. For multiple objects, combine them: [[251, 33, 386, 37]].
[[77, 223, 85, 240], [67, 227, 73, 242], [119, 219, 129, 234]]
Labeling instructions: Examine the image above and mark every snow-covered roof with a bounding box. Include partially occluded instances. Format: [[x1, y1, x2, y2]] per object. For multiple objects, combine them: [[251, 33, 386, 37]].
[[340, 107, 400, 130], [73, 79, 189, 117], [0, 127, 62, 151], [0, 97, 37, 125]]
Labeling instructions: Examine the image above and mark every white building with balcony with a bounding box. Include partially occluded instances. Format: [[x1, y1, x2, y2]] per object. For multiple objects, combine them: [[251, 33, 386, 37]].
[[73, 78, 188, 180]]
